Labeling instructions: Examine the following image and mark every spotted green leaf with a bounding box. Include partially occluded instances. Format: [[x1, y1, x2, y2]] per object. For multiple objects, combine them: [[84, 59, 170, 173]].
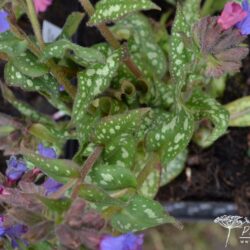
[[92, 96, 127, 116], [29, 123, 72, 147], [139, 161, 161, 199], [169, 4, 189, 84], [72, 50, 121, 143], [89, 163, 137, 191], [60, 12, 85, 39], [0, 31, 27, 57], [160, 150, 187, 186], [12, 51, 48, 78], [37, 196, 71, 214], [224, 96, 250, 127], [25, 153, 80, 182], [78, 184, 122, 206], [92, 108, 150, 144], [40, 39, 105, 66], [169, 2, 200, 88], [104, 134, 136, 169], [187, 90, 229, 147], [0, 84, 53, 124], [183, 0, 201, 25], [4, 62, 59, 96], [89, 0, 160, 26], [112, 13, 167, 79], [111, 195, 177, 232], [146, 107, 194, 164], [145, 81, 174, 109]]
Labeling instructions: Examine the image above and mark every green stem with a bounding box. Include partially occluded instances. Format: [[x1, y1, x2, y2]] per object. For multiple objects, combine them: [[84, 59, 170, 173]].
[[25, 0, 45, 49], [79, 0, 144, 79], [137, 153, 161, 188]]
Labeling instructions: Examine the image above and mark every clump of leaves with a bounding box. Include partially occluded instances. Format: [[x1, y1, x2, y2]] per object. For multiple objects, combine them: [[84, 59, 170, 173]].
[[0, 0, 248, 249]]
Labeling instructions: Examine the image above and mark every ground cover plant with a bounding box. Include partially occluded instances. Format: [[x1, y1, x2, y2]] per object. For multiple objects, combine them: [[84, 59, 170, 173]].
[[0, 0, 249, 249]]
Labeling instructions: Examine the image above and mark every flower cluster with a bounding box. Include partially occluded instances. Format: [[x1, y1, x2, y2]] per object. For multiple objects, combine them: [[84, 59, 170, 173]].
[[0, 216, 27, 248], [218, 0, 250, 35]]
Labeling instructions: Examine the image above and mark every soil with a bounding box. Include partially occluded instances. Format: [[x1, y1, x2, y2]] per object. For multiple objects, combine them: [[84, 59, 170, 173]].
[[0, 0, 249, 216]]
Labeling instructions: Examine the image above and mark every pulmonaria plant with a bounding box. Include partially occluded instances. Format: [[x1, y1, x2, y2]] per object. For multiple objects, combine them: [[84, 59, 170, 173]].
[[0, 0, 249, 249]]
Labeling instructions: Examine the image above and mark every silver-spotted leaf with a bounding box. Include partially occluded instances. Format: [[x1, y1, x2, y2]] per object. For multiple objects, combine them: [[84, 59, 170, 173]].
[[29, 123, 72, 146], [25, 153, 80, 182], [139, 162, 161, 199], [4, 62, 59, 96], [146, 107, 194, 164], [78, 184, 122, 206], [73, 50, 121, 121], [0, 31, 27, 57], [112, 14, 167, 79], [225, 96, 250, 127], [72, 50, 121, 143], [92, 108, 150, 144], [160, 150, 187, 186], [1, 84, 52, 124], [89, 0, 160, 25], [40, 39, 105, 66], [88, 164, 137, 191], [187, 90, 229, 147], [111, 195, 176, 232], [37, 196, 71, 214], [183, 0, 201, 25], [104, 134, 136, 169], [169, 4, 189, 84], [13, 51, 48, 78]]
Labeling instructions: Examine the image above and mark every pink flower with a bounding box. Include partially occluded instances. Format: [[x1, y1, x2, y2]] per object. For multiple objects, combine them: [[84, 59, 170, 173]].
[[33, 0, 53, 13], [217, 2, 247, 30]]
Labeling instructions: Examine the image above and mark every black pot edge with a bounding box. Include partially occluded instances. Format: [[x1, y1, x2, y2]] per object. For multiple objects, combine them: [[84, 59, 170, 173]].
[[162, 201, 240, 221]]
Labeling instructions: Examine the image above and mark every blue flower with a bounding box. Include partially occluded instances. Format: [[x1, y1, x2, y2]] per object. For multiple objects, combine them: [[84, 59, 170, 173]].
[[43, 177, 63, 195], [0, 216, 27, 248], [6, 156, 28, 181], [0, 10, 10, 33], [0, 216, 5, 237], [100, 233, 144, 250], [236, 0, 250, 35], [38, 143, 57, 159], [37, 144, 63, 195]]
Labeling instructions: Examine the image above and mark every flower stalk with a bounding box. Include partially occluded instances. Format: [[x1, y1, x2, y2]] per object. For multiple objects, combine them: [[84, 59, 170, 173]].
[[25, 0, 45, 49], [71, 145, 103, 199]]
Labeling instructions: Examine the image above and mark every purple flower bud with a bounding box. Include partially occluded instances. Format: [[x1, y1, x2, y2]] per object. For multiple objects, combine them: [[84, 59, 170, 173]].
[[100, 233, 144, 250], [33, 0, 53, 13], [0, 10, 10, 33], [43, 177, 63, 195], [38, 143, 57, 159], [6, 156, 28, 181]]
